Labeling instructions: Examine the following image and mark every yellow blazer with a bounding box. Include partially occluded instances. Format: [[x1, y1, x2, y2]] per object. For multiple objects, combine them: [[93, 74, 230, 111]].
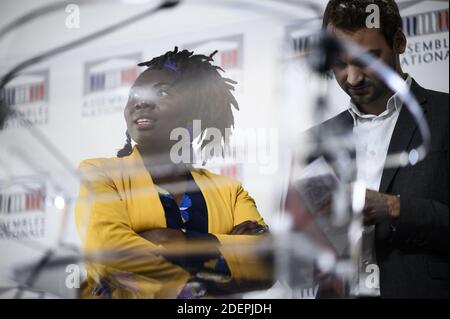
[[75, 147, 271, 298]]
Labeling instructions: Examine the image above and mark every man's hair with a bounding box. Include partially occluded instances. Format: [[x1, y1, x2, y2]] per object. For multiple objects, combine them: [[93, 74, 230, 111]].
[[117, 46, 239, 158], [322, 0, 403, 47]]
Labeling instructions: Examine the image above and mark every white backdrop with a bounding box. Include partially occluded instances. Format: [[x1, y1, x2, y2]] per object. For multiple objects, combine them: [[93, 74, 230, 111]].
[[0, 0, 448, 297]]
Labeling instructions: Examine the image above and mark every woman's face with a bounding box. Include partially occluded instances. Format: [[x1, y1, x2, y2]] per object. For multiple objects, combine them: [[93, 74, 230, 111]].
[[124, 68, 191, 150]]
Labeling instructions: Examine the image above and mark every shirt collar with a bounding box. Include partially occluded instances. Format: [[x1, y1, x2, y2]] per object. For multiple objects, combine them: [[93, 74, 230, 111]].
[[348, 74, 412, 123]]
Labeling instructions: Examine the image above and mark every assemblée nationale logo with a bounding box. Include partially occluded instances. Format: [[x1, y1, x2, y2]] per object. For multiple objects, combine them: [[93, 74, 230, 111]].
[[285, 6, 449, 68], [402, 8, 448, 37], [184, 35, 244, 93], [286, 25, 320, 58], [0, 181, 46, 240], [0, 71, 49, 128], [401, 7, 448, 66], [82, 54, 140, 117]]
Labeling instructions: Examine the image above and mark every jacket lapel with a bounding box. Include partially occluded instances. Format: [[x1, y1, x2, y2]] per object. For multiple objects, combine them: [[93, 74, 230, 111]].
[[378, 79, 428, 193], [126, 147, 167, 230]]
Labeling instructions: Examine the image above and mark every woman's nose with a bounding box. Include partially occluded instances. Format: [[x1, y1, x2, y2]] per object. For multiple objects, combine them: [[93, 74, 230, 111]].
[[135, 101, 156, 110]]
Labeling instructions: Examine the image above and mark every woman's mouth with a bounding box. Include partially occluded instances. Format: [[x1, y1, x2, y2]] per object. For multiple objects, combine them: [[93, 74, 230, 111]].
[[134, 117, 156, 130]]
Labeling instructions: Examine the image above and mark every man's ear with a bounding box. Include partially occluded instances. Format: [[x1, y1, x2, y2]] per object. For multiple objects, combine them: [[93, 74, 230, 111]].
[[393, 29, 407, 54]]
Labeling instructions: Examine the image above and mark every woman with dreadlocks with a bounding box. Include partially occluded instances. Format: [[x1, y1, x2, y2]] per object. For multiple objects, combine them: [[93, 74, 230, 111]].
[[75, 47, 272, 298]]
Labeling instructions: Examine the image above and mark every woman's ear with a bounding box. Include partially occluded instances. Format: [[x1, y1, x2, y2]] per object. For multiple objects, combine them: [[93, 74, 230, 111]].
[[393, 29, 407, 55]]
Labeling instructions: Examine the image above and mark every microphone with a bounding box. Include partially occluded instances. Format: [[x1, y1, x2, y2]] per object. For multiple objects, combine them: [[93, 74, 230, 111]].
[[160, 0, 181, 9], [308, 31, 343, 75], [0, 96, 12, 129]]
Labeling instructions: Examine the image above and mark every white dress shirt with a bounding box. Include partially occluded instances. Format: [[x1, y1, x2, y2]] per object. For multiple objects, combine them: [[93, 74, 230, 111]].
[[350, 75, 412, 297]]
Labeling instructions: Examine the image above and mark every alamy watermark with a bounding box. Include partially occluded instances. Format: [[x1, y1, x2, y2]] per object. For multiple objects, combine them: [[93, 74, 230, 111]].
[[65, 264, 86, 289], [366, 4, 380, 29], [365, 263, 380, 289], [170, 120, 279, 175], [65, 4, 80, 29]]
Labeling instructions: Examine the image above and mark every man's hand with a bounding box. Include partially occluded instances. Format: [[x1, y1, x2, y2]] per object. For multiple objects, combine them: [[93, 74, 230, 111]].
[[230, 221, 269, 235], [139, 228, 186, 245], [363, 189, 400, 226]]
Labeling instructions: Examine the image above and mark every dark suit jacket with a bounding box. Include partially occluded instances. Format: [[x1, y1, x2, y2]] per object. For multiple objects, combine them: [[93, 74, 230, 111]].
[[310, 79, 449, 298]]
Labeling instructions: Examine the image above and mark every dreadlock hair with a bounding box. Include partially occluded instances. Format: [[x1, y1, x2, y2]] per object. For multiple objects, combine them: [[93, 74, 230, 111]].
[[322, 0, 403, 48], [117, 130, 132, 158], [117, 46, 239, 159]]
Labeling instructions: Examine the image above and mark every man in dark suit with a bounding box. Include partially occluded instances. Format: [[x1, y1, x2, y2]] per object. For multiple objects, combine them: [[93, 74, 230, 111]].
[[313, 0, 448, 298]]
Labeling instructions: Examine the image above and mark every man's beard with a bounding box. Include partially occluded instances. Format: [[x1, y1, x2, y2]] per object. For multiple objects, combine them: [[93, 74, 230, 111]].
[[350, 56, 398, 106], [346, 78, 390, 107]]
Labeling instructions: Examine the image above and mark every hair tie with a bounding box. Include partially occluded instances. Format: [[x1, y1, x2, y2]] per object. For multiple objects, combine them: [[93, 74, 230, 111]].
[[163, 58, 179, 73]]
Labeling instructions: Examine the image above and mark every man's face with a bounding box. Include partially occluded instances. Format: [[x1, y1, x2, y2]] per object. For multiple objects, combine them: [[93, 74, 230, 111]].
[[327, 26, 402, 107]]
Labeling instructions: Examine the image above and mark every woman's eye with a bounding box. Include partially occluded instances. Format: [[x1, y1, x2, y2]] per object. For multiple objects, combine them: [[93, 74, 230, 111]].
[[157, 90, 169, 97], [130, 90, 144, 101]]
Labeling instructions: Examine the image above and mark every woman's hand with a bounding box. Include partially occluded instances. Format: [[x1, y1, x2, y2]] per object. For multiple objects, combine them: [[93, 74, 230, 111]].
[[139, 221, 269, 246], [230, 221, 269, 235], [139, 228, 186, 245]]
